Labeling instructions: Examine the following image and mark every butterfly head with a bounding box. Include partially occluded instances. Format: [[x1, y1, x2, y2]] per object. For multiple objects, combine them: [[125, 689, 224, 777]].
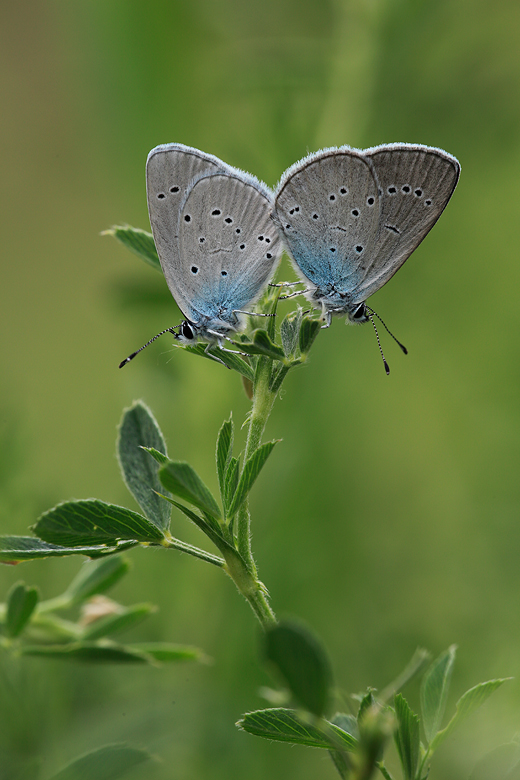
[[174, 320, 198, 344], [346, 302, 369, 325]]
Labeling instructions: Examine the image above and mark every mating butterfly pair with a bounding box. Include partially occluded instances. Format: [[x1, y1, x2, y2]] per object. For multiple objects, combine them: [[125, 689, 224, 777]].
[[119, 142, 460, 371]]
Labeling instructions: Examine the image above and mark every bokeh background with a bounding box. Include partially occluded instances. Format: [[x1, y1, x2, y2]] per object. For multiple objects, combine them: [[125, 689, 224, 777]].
[[1, 0, 520, 778]]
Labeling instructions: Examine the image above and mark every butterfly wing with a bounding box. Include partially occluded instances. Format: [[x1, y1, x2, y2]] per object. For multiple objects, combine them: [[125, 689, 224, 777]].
[[274, 148, 381, 295], [176, 170, 282, 329], [146, 144, 228, 311], [351, 143, 460, 302]]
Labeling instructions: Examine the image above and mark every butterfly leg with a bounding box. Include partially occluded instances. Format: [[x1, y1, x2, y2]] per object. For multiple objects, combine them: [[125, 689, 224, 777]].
[[233, 309, 275, 318], [205, 330, 250, 360], [202, 341, 229, 367], [279, 288, 311, 301]]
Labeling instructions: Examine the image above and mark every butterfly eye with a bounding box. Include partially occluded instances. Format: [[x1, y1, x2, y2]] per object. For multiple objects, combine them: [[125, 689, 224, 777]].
[[355, 245, 363, 253], [387, 186, 397, 195], [402, 185, 411, 194], [181, 321, 195, 339], [157, 193, 166, 200], [224, 216, 233, 224], [211, 209, 221, 216], [221, 270, 228, 276], [414, 188, 423, 197], [351, 303, 366, 321], [170, 186, 180, 193]]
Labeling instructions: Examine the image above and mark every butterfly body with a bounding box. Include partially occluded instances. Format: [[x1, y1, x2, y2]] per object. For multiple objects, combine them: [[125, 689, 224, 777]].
[[273, 143, 460, 326]]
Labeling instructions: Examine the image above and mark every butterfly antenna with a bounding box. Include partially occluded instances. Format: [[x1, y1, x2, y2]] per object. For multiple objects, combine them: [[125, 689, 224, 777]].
[[366, 312, 390, 375], [365, 306, 408, 355], [119, 327, 179, 368]]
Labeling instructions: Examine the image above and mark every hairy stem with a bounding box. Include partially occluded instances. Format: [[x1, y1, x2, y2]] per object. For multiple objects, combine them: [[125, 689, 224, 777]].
[[223, 548, 276, 628], [237, 356, 277, 570]]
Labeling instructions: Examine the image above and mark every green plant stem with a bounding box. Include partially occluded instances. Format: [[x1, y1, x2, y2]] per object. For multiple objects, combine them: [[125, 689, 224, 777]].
[[417, 749, 431, 779], [223, 549, 276, 628], [237, 356, 277, 570], [230, 355, 279, 627], [376, 762, 395, 780], [161, 536, 225, 567], [36, 594, 73, 614]]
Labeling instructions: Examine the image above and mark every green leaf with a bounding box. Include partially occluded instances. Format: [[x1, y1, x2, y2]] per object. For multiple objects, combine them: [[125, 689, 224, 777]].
[[328, 713, 358, 779], [233, 329, 286, 361], [280, 309, 303, 357], [237, 708, 357, 751], [430, 678, 511, 752], [224, 457, 239, 515], [269, 364, 293, 394], [161, 496, 222, 542], [394, 694, 420, 780], [83, 541, 140, 558], [420, 645, 457, 744], [142, 447, 168, 466], [227, 441, 278, 518], [469, 741, 520, 780], [33, 500, 165, 547], [216, 417, 234, 504], [262, 284, 280, 341], [380, 647, 431, 702], [0, 536, 133, 563], [357, 690, 376, 723], [331, 713, 359, 740], [299, 315, 321, 354], [182, 343, 254, 381], [47, 742, 153, 780], [5, 581, 39, 637], [81, 603, 156, 641], [65, 556, 130, 605], [164, 500, 244, 567], [159, 461, 221, 519], [21, 641, 156, 664], [128, 642, 204, 662], [104, 224, 161, 272], [264, 620, 333, 717], [117, 401, 171, 531]]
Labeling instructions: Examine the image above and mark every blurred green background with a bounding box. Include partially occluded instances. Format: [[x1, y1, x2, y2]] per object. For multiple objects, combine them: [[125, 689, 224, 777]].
[[1, 0, 520, 777]]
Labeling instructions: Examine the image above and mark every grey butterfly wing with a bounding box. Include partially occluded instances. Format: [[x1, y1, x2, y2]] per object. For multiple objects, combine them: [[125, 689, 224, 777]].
[[274, 149, 382, 293], [146, 144, 227, 310], [351, 144, 460, 302], [176, 171, 282, 327]]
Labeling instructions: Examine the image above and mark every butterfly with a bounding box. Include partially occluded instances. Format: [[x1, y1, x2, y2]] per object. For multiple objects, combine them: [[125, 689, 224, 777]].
[[120, 144, 282, 366], [273, 144, 460, 363]]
